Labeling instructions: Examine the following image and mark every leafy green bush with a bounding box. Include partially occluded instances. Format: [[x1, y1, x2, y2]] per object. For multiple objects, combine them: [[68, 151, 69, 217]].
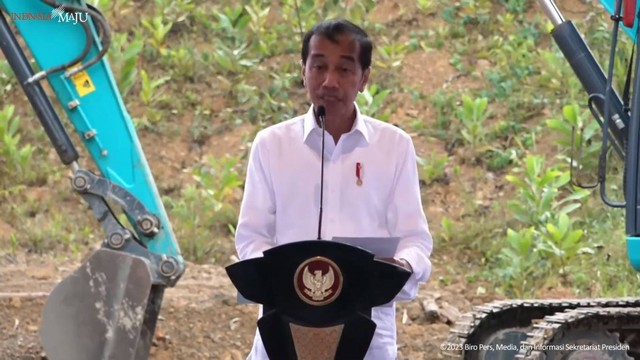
[[417, 153, 449, 185], [546, 103, 601, 185], [164, 155, 244, 263], [505, 155, 589, 227], [357, 84, 391, 121], [493, 154, 591, 295], [0, 105, 35, 184]]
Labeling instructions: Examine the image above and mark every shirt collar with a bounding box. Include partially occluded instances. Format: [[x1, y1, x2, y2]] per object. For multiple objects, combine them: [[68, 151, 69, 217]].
[[302, 103, 370, 143]]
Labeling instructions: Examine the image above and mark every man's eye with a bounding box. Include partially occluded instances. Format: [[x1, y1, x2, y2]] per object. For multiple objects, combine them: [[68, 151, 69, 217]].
[[313, 65, 326, 70]]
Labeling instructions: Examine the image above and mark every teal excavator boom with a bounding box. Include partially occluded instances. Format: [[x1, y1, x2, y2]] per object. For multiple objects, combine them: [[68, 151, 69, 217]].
[[0, 1, 185, 359]]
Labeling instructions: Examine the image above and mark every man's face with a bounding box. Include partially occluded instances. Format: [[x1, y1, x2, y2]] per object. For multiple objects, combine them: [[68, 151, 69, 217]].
[[302, 34, 370, 118]]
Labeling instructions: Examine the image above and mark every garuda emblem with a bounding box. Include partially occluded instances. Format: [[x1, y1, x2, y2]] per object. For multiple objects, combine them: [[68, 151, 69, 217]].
[[294, 256, 342, 306], [303, 265, 334, 300]]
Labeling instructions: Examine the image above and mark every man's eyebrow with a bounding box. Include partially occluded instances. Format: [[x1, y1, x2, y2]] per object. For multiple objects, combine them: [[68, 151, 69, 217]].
[[340, 55, 356, 63], [309, 54, 356, 63]]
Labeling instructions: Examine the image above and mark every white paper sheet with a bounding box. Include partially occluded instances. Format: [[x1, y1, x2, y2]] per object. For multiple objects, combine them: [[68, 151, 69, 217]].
[[329, 236, 400, 258]]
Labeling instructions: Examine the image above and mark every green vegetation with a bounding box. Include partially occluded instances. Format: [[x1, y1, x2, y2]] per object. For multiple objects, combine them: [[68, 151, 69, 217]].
[[0, 105, 35, 184], [1, 0, 639, 300]]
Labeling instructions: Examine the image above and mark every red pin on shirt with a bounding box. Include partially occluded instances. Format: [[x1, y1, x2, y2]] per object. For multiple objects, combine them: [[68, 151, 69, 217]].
[[356, 162, 363, 186]]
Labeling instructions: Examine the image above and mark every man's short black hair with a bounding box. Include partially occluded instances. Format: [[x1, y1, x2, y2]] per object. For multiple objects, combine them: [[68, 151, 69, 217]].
[[301, 19, 373, 71]]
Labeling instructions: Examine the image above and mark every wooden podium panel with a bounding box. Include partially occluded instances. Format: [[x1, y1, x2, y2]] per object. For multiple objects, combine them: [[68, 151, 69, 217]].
[[290, 323, 343, 359]]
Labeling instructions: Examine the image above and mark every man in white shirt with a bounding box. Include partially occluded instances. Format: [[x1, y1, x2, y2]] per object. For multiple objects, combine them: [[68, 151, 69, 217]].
[[234, 18, 433, 360]]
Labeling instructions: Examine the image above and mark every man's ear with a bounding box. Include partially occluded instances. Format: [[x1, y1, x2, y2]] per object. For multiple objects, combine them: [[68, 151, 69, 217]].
[[300, 60, 306, 87], [359, 67, 371, 92]]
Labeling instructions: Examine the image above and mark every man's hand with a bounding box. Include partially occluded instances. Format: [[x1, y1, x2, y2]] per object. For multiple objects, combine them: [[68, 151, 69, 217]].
[[375, 257, 413, 272]]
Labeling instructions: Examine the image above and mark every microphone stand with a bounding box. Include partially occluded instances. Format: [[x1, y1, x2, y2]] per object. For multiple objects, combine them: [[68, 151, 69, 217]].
[[317, 105, 326, 240]]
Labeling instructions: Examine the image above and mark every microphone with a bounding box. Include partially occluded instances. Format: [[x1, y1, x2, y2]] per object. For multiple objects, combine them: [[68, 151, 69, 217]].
[[316, 105, 326, 240]]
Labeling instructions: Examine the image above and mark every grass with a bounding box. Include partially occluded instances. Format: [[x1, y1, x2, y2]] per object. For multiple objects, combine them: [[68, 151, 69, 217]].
[[1, 0, 638, 299]]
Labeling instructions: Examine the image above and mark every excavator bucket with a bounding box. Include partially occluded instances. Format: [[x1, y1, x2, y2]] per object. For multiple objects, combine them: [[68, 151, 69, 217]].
[[40, 248, 155, 360], [0, 1, 184, 359]]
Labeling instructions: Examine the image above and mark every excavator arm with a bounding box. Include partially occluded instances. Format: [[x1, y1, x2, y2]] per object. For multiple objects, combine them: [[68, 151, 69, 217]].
[[442, 0, 640, 359], [0, 1, 185, 359], [540, 0, 640, 269]]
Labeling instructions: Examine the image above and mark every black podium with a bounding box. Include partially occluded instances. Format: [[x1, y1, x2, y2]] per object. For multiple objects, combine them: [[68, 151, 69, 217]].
[[225, 239, 411, 360]]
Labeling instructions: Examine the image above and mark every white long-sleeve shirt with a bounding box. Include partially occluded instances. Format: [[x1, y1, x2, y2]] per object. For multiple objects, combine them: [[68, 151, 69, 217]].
[[235, 104, 433, 360]]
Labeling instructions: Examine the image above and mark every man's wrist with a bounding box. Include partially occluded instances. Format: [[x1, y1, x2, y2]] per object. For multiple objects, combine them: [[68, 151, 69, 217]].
[[398, 258, 413, 272]]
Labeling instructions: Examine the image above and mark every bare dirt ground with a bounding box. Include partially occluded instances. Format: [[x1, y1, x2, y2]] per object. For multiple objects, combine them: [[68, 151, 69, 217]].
[[0, 251, 501, 360]]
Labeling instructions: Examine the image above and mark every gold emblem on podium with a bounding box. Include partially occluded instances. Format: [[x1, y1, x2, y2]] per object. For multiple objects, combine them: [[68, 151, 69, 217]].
[[294, 256, 343, 306]]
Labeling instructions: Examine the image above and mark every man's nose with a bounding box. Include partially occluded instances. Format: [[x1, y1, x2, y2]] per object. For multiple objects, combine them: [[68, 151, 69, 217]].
[[322, 70, 339, 88]]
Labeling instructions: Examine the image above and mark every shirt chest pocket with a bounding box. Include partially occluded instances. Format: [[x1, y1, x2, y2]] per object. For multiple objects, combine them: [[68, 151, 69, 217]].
[[339, 162, 395, 225]]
